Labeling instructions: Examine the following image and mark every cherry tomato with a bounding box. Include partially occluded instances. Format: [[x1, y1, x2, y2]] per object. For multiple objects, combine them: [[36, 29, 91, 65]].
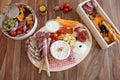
[[19, 27, 23, 31], [17, 30, 23, 35], [10, 31, 17, 36], [53, 33, 58, 37], [50, 33, 54, 38], [63, 3, 70, 8], [68, 6, 73, 11], [63, 8, 69, 13], [60, 6, 64, 10], [54, 36, 60, 40], [57, 29, 64, 34]]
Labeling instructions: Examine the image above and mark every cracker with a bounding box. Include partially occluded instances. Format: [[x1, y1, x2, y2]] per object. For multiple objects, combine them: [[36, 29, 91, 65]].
[[102, 21, 120, 42]]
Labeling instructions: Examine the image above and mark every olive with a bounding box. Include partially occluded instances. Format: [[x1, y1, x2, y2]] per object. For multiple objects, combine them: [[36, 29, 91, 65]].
[[3, 19, 15, 31], [100, 24, 109, 33]]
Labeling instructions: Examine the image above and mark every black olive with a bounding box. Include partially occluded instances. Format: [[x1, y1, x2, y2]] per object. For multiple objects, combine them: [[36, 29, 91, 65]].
[[100, 24, 109, 33], [79, 45, 82, 48]]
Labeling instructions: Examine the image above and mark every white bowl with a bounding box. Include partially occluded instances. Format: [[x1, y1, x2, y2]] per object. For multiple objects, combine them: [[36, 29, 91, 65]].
[[76, 0, 120, 49], [50, 40, 71, 60], [1, 3, 37, 40]]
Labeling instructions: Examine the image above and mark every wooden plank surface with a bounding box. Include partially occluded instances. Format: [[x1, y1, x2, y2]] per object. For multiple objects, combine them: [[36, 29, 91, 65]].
[[0, 0, 120, 80]]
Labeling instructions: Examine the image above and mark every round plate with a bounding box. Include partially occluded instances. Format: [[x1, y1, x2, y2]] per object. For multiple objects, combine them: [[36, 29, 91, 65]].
[[27, 23, 92, 72], [0, 3, 37, 40]]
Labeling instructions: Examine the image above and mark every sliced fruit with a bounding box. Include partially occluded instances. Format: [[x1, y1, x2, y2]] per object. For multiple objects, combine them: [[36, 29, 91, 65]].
[[17, 11, 24, 21], [56, 17, 78, 27], [92, 15, 104, 27]]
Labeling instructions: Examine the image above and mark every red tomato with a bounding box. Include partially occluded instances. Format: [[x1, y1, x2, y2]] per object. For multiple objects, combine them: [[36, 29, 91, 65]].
[[50, 33, 54, 38], [63, 8, 69, 13], [63, 3, 70, 8], [57, 29, 64, 34], [19, 27, 23, 31], [17, 30, 23, 35], [11, 31, 17, 36], [54, 36, 60, 40], [60, 6, 64, 10], [68, 6, 73, 11]]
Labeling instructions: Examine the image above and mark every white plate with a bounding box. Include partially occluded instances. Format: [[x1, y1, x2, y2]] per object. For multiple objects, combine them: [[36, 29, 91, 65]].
[[27, 22, 92, 72]]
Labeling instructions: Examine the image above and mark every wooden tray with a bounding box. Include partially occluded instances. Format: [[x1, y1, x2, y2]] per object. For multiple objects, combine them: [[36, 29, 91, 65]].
[[27, 22, 92, 72]]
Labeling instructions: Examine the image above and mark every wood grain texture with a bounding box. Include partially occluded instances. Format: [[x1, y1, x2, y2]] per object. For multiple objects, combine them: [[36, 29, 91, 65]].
[[0, 0, 120, 80]]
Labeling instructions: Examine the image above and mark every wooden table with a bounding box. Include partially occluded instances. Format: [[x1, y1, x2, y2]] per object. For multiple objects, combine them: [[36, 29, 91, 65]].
[[0, 0, 120, 80]]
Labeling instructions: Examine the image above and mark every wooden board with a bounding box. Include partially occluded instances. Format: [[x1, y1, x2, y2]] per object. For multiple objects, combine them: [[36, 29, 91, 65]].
[[27, 23, 92, 72]]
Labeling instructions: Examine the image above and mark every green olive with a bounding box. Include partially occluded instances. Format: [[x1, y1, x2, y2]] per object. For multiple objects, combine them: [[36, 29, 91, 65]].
[[3, 19, 15, 31]]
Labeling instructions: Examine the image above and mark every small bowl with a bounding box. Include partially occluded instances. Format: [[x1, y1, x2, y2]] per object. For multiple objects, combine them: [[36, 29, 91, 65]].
[[76, 0, 120, 49], [0, 3, 37, 40], [50, 40, 71, 60]]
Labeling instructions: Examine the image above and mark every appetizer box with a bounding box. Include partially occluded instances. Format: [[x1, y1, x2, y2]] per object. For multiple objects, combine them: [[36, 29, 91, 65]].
[[76, 0, 120, 49]]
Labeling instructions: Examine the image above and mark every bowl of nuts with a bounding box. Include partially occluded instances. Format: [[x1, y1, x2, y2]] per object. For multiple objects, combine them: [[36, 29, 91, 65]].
[[0, 3, 37, 40]]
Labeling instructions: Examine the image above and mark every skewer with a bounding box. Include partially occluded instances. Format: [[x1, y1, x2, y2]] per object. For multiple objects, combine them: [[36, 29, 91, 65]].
[[43, 38, 51, 77], [45, 56, 50, 77], [38, 38, 51, 77], [38, 58, 45, 73]]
